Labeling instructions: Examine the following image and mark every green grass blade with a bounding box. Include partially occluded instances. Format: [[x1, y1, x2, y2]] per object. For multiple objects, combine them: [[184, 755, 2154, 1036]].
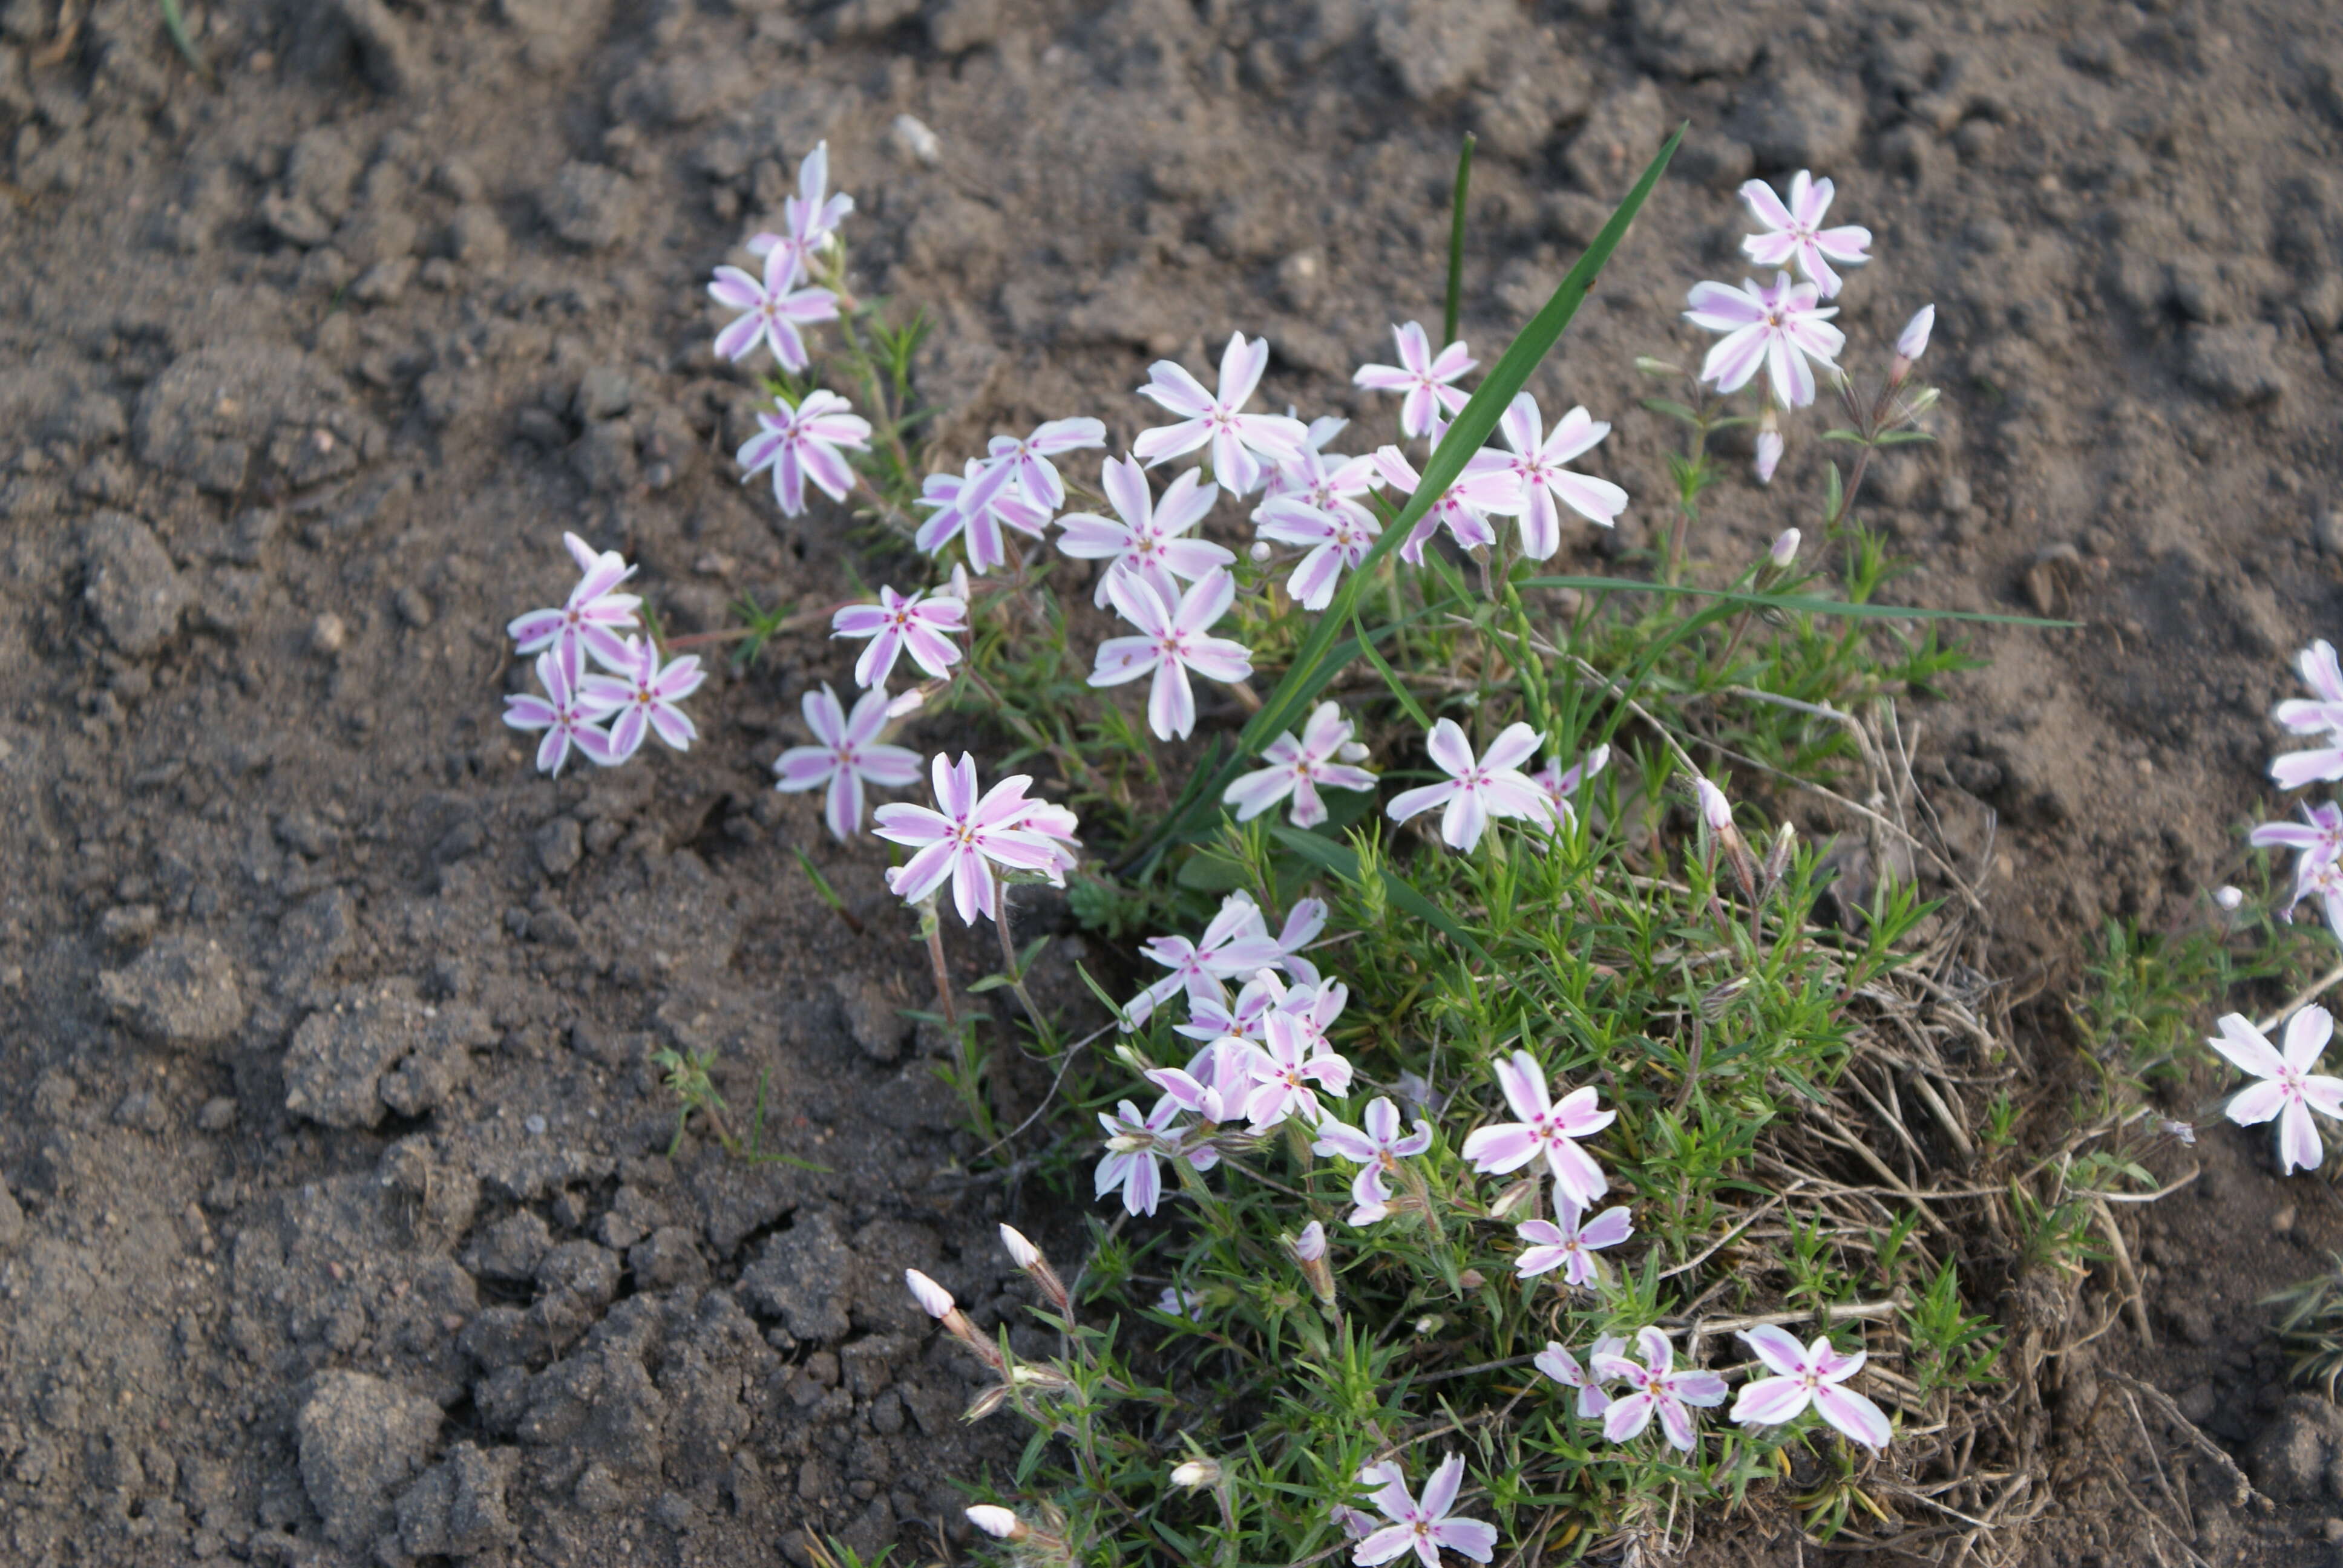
[[1266, 825, 1492, 967], [159, 0, 214, 82], [1515, 575, 2075, 627], [1442, 133, 1475, 348]]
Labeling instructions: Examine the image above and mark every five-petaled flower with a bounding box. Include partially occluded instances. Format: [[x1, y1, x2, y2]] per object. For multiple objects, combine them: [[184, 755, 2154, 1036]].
[[1133, 332, 1309, 495], [1684, 273, 1846, 408], [1533, 1336, 1626, 1420], [1241, 1009, 1354, 1131], [503, 641, 619, 776], [1592, 1327, 1729, 1452], [709, 247, 840, 371], [1055, 458, 1233, 609], [1513, 1198, 1634, 1286], [1738, 171, 1871, 299], [2272, 641, 2343, 790], [1386, 719, 1552, 852], [1351, 1454, 1498, 1568], [1255, 486, 1383, 610], [1462, 393, 1628, 559], [1372, 444, 1501, 567], [1095, 1096, 1184, 1217], [1460, 1049, 1615, 1208], [1353, 322, 1476, 440], [986, 417, 1106, 511], [1121, 890, 1288, 1028], [915, 457, 1054, 575], [1223, 701, 1380, 828], [773, 684, 922, 840], [872, 753, 1075, 924], [508, 532, 642, 671], [746, 140, 853, 285], [1729, 1325, 1893, 1449], [1314, 1096, 1434, 1224], [1089, 567, 1254, 742], [736, 390, 871, 517], [831, 586, 966, 690], [1530, 743, 1610, 831], [584, 639, 706, 761], [2210, 1007, 2343, 1175], [2250, 801, 2343, 938]]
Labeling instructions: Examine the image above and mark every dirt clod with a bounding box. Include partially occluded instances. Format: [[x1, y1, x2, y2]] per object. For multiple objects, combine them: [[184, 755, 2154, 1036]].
[[98, 933, 244, 1048]]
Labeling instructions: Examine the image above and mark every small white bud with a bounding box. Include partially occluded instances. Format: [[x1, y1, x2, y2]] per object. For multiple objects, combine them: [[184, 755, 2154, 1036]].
[[1696, 776, 1734, 834], [1170, 1458, 1222, 1490], [891, 113, 943, 166], [2161, 1119, 2198, 1146], [999, 1224, 1041, 1270], [1289, 1220, 1327, 1262], [1248, 540, 1272, 563], [949, 563, 972, 604], [1337, 740, 1371, 763], [1755, 429, 1783, 485], [905, 1268, 955, 1320], [1896, 304, 1935, 364], [884, 684, 929, 719], [1770, 528, 1800, 566], [965, 1505, 1025, 1540], [2214, 885, 2244, 910]]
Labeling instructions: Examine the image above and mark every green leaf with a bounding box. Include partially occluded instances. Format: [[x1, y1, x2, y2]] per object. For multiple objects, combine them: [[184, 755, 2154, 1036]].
[[1124, 123, 1686, 872], [1640, 398, 1703, 425], [1875, 428, 1938, 445], [1352, 609, 1432, 729], [1266, 825, 1494, 968]]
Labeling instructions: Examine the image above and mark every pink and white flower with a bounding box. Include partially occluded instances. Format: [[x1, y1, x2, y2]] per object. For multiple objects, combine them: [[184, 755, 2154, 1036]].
[[1460, 1049, 1614, 1208], [503, 641, 620, 776], [2273, 641, 2343, 790], [1055, 458, 1232, 609], [1147, 1036, 1259, 1128], [1533, 1336, 1625, 1420], [1684, 273, 1846, 409], [1530, 744, 1609, 831], [583, 639, 706, 760], [1386, 719, 1552, 852], [1372, 445, 1501, 566], [1314, 1097, 1435, 1225], [1895, 304, 1935, 365], [1353, 323, 1476, 440], [1095, 1096, 1184, 1216], [873, 754, 1076, 924], [2210, 1007, 2343, 1175], [1729, 1325, 1893, 1449], [773, 684, 923, 840], [1461, 393, 1628, 558], [1122, 890, 1288, 1027], [1223, 701, 1380, 828], [1351, 1454, 1498, 1568], [1592, 1327, 1729, 1452], [736, 390, 871, 516], [1254, 491, 1381, 610], [1133, 332, 1309, 495], [915, 457, 1053, 575], [1240, 1008, 1353, 1131], [831, 586, 966, 690], [746, 140, 854, 282], [2252, 801, 2343, 933], [987, 417, 1107, 511], [709, 246, 840, 370], [1738, 171, 1872, 299], [1259, 441, 1385, 532], [1089, 568, 1254, 742], [1513, 1199, 1634, 1286], [508, 532, 643, 671]]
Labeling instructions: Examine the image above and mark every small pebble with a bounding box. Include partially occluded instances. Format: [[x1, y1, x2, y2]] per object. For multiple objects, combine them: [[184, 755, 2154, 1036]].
[[309, 612, 347, 655], [890, 114, 942, 166], [525, 1114, 548, 1136], [2273, 1203, 2298, 1233]]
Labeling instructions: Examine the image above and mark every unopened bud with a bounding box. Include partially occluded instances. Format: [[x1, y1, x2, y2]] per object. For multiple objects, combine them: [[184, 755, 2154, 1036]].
[[1763, 820, 1798, 883], [1695, 777, 1734, 835], [2214, 885, 2244, 910], [1754, 428, 1783, 485], [906, 1269, 955, 1319], [1895, 304, 1935, 365], [1337, 740, 1371, 763], [1010, 1363, 1073, 1390], [1457, 1268, 1486, 1290], [1285, 1221, 1336, 1307], [999, 1224, 1040, 1269], [964, 1384, 1012, 1422], [1248, 540, 1272, 563], [1489, 1178, 1536, 1219], [1769, 528, 1801, 568], [966, 1505, 1027, 1541], [1634, 355, 1685, 378], [1000, 1223, 1071, 1313], [2161, 1119, 2198, 1146], [1105, 1132, 1152, 1154], [1289, 1220, 1327, 1262], [1170, 1458, 1222, 1491], [949, 563, 972, 604], [885, 683, 931, 719]]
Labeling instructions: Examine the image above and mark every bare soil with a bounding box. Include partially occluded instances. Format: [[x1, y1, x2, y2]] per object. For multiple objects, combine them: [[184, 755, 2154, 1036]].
[[2, 0, 2342, 1564]]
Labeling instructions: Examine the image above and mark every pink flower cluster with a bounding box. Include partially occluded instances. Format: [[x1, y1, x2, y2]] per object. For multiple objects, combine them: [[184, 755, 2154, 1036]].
[[502, 534, 704, 776]]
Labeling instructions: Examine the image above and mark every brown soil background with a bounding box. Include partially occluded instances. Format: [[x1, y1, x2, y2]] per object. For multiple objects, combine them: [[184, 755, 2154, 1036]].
[[3, 0, 2343, 1564]]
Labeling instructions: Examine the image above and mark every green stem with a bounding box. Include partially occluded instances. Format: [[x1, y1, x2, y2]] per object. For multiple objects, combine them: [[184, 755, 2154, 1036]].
[[1443, 134, 1475, 348]]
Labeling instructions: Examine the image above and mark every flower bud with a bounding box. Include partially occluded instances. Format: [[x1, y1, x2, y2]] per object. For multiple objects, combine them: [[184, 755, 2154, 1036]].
[[999, 1224, 1040, 1270], [1010, 1363, 1073, 1389], [949, 563, 972, 605], [2214, 885, 2244, 910], [967, 1505, 1027, 1541], [1895, 304, 1935, 365], [1170, 1459, 1222, 1491], [1248, 540, 1272, 563], [2161, 1119, 2198, 1146], [964, 1384, 1012, 1421], [1457, 1268, 1486, 1290], [1286, 1222, 1335, 1307], [1769, 528, 1801, 568], [1488, 1178, 1536, 1219], [885, 683, 931, 719], [1754, 428, 1783, 485], [1289, 1220, 1327, 1262], [1695, 777, 1734, 834], [1337, 741, 1371, 763], [906, 1269, 955, 1319], [1634, 355, 1685, 378], [1001, 1223, 1073, 1311], [1763, 820, 1798, 884]]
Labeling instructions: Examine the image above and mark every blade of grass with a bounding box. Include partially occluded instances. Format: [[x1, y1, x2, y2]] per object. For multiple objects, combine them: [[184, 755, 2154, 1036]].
[[1515, 575, 2074, 628], [158, 0, 214, 82], [1442, 133, 1475, 348], [1126, 123, 1686, 872]]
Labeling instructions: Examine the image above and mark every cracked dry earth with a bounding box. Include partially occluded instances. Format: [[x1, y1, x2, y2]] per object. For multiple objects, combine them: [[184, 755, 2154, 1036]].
[[4, 0, 2343, 1566]]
